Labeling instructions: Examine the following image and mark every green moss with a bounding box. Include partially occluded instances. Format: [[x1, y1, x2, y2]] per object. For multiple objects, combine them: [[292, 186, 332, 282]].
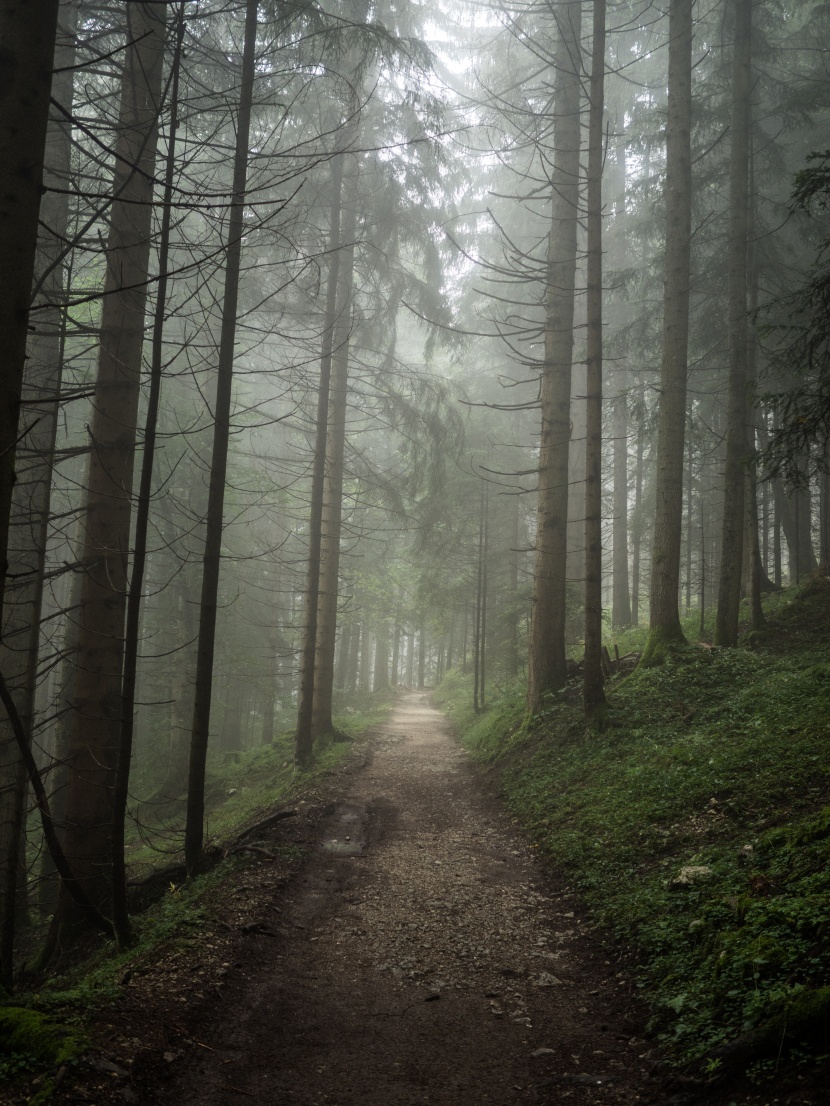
[[638, 622, 688, 668], [0, 1006, 83, 1086], [435, 580, 830, 1071]]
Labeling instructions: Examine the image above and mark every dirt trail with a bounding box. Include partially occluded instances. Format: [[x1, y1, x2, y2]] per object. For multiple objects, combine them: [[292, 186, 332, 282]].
[[148, 692, 660, 1106]]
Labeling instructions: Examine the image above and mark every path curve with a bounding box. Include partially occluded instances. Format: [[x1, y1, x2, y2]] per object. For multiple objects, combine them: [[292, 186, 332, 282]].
[[156, 692, 659, 1105]]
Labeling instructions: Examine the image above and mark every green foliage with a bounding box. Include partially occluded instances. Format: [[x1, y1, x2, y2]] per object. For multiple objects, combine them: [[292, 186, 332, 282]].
[[436, 579, 830, 1070], [0, 1006, 83, 1093]]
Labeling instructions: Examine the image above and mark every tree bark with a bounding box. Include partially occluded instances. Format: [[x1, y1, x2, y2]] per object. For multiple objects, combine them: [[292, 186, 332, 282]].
[[612, 367, 632, 628], [0, 0, 75, 987], [295, 155, 344, 766], [0, 0, 60, 617], [641, 0, 693, 665], [185, 0, 258, 876], [373, 620, 389, 691], [527, 0, 582, 712], [112, 0, 185, 947], [58, 3, 166, 932], [310, 164, 359, 740], [583, 0, 607, 721], [715, 0, 752, 646], [505, 490, 520, 676]]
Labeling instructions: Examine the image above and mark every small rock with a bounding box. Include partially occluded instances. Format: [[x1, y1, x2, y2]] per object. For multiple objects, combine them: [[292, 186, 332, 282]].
[[533, 972, 563, 987]]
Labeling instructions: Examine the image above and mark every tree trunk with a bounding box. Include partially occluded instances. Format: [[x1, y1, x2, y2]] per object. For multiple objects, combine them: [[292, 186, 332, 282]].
[[58, 3, 166, 933], [631, 381, 645, 625], [527, 0, 582, 712], [504, 491, 519, 676], [335, 620, 352, 691], [715, 0, 752, 646], [295, 155, 344, 767], [583, 0, 607, 721], [612, 367, 632, 629], [417, 614, 426, 689], [373, 620, 389, 691], [641, 0, 693, 665], [0, 0, 75, 987], [310, 164, 359, 739], [0, 0, 60, 618], [390, 605, 401, 685], [112, 1, 185, 947], [405, 626, 415, 687], [185, 0, 258, 876], [359, 629, 372, 693], [347, 623, 362, 692]]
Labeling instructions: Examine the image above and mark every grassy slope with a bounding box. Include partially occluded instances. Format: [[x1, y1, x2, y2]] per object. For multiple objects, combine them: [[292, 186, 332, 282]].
[[434, 576, 830, 1077]]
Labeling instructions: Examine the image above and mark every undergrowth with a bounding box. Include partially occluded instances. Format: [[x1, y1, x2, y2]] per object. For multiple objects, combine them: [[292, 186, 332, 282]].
[[434, 575, 830, 1074]]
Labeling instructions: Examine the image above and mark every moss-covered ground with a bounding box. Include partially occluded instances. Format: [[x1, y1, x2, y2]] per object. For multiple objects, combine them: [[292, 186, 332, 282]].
[[433, 575, 830, 1084]]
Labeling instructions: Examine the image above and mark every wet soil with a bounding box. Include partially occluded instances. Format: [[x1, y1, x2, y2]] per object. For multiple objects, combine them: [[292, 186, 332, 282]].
[[29, 693, 824, 1105]]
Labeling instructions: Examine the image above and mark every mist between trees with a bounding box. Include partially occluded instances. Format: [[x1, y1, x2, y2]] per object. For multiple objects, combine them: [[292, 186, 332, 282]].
[[0, 0, 827, 984]]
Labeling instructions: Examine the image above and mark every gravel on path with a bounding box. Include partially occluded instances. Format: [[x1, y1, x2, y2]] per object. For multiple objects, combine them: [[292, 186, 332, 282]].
[[150, 692, 662, 1106]]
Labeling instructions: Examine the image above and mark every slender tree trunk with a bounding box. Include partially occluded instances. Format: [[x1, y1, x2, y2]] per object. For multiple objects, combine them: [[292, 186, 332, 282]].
[[373, 620, 389, 691], [481, 482, 489, 710], [527, 0, 582, 712], [335, 620, 352, 691], [473, 483, 484, 713], [583, 0, 607, 720], [405, 626, 415, 687], [359, 629, 372, 693], [417, 614, 426, 689], [295, 155, 344, 766], [641, 0, 693, 665], [347, 624, 361, 692], [685, 426, 694, 612], [631, 381, 645, 625], [505, 491, 520, 677], [715, 0, 752, 646], [390, 605, 401, 685], [112, 1, 185, 947], [185, 0, 258, 876], [311, 163, 359, 740], [58, 3, 166, 932], [612, 367, 632, 628]]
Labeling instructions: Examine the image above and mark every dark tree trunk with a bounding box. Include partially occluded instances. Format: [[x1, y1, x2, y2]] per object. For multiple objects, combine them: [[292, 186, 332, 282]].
[[0, 0, 74, 987], [583, 0, 607, 721], [185, 0, 258, 876], [715, 0, 753, 646], [0, 0, 60, 617], [641, 0, 693, 665], [58, 2, 166, 933], [112, 1, 185, 948], [295, 155, 344, 767], [417, 614, 426, 689], [311, 168, 359, 740], [527, 0, 582, 712], [373, 621, 389, 691]]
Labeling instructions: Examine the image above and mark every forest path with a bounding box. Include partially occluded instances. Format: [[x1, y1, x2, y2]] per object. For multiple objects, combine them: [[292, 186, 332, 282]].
[[151, 692, 661, 1106]]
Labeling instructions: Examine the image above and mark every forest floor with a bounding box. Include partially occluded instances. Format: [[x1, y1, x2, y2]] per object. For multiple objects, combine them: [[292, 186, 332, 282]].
[[31, 691, 681, 1106]]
